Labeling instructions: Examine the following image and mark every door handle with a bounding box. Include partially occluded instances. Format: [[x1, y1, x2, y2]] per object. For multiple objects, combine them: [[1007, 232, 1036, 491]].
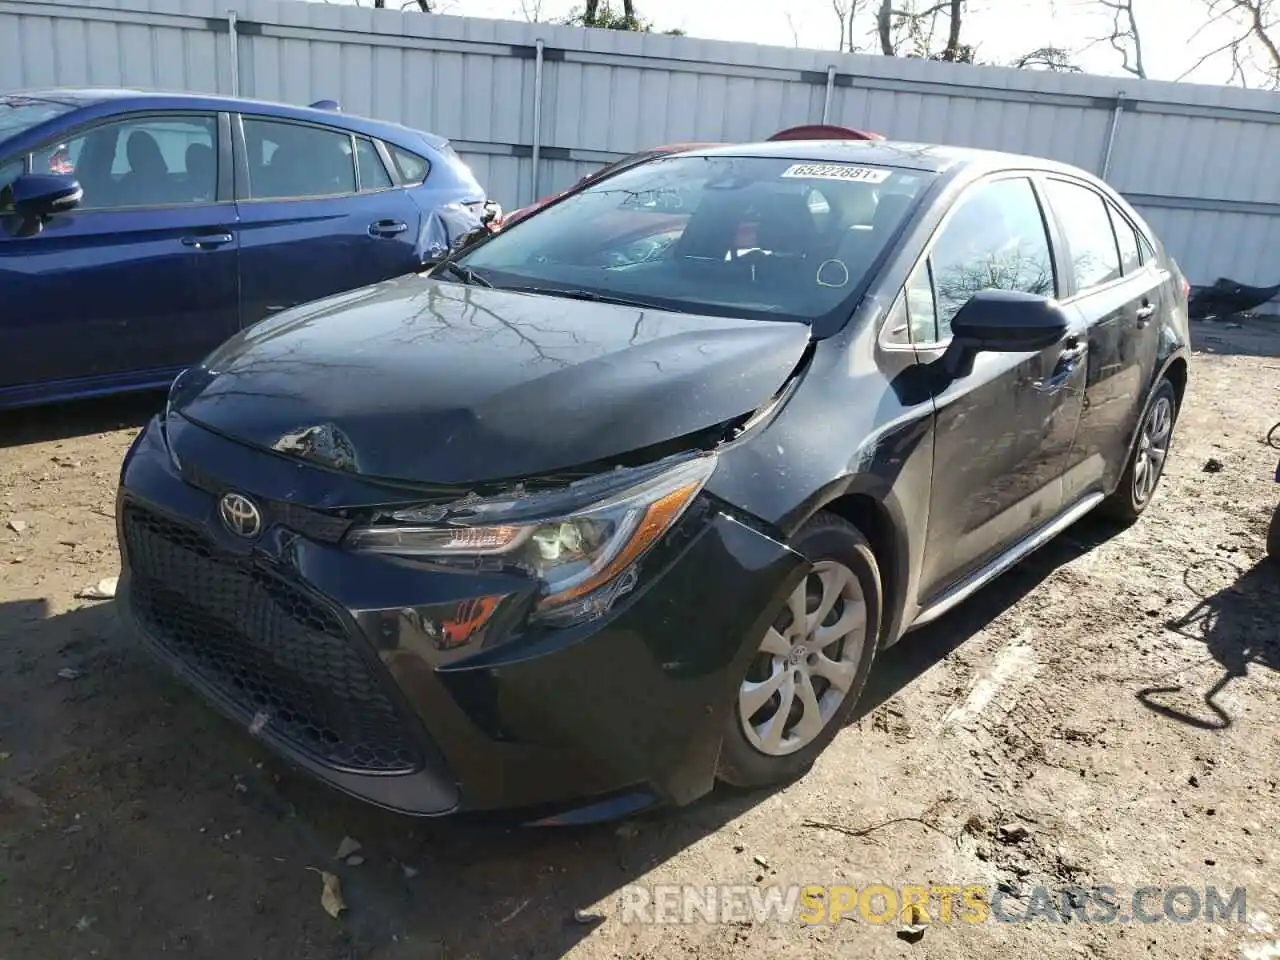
[[1033, 337, 1088, 393], [368, 220, 408, 238], [1136, 302, 1156, 327], [181, 232, 234, 249]]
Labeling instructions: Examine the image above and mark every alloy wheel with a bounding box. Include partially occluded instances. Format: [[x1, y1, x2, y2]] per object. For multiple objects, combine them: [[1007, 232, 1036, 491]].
[[738, 560, 868, 757], [1133, 394, 1174, 505]]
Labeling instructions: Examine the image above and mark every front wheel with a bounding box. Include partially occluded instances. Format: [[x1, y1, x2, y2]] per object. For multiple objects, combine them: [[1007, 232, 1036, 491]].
[[716, 512, 881, 789], [1101, 377, 1179, 523]]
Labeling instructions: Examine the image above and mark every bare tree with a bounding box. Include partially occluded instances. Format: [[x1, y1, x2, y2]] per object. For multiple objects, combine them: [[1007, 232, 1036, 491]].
[[877, 0, 895, 55], [518, 0, 544, 21], [1013, 45, 1083, 71], [1184, 0, 1280, 86], [831, 0, 863, 53], [366, 0, 434, 10], [940, 0, 964, 62], [873, 0, 967, 60], [784, 10, 801, 47], [1098, 0, 1147, 78]]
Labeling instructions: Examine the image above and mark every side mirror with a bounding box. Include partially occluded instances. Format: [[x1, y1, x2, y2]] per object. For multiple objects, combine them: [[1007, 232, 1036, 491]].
[[11, 174, 82, 234], [942, 289, 1069, 378], [951, 289, 1068, 351]]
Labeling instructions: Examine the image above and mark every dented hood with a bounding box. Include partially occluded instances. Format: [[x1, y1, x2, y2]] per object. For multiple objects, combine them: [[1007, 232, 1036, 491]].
[[170, 277, 811, 486]]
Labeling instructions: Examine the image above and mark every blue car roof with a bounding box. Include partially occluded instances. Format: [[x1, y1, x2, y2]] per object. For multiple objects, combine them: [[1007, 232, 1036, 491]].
[[3, 88, 450, 152]]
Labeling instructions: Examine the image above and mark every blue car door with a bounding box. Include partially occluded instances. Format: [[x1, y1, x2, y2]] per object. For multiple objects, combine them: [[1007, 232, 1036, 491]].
[[0, 111, 239, 397], [232, 115, 424, 326]]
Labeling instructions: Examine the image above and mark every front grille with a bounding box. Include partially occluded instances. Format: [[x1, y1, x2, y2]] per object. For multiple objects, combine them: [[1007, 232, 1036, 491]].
[[122, 504, 421, 774], [178, 462, 353, 544]]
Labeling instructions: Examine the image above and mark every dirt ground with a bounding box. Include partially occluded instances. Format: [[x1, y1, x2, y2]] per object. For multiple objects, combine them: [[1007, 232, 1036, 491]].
[[1, 317, 1278, 960]]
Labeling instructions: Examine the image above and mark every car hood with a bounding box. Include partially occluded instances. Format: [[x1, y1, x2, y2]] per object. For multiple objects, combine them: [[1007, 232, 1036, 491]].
[[171, 277, 811, 487]]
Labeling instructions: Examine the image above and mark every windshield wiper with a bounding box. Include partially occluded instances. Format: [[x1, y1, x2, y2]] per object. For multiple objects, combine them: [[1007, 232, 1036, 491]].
[[507, 286, 659, 309], [436, 261, 493, 287]]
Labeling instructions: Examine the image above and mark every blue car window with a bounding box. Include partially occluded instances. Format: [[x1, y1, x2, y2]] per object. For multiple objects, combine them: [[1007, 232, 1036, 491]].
[[0, 158, 22, 213], [243, 118, 356, 200], [355, 137, 393, 191], [387, 144, 429, 185], [29, 115, 218, 210]]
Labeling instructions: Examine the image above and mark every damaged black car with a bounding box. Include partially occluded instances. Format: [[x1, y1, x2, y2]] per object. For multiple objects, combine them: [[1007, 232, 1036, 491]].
[[115, 141, 1190, 822]]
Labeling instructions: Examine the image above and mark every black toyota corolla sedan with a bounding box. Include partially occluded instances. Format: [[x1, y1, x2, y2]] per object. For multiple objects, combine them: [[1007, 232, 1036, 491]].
[[116, 140, 1190, 823]]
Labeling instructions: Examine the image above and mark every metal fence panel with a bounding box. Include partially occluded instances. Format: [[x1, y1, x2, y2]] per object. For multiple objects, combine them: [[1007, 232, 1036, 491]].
[[4, 0, 1280, 289]]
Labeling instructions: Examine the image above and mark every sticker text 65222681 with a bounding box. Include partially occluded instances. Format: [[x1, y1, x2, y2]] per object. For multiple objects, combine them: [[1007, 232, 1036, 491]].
[[780, 163, 891, 184]]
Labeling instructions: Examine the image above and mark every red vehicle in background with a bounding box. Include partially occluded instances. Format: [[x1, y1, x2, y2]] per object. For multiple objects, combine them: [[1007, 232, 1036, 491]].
[[500, 124, 883, 227]]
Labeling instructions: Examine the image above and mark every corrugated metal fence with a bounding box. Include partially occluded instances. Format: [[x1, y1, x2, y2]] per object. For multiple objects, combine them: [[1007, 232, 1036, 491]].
[[4, 0, 1280, 288]]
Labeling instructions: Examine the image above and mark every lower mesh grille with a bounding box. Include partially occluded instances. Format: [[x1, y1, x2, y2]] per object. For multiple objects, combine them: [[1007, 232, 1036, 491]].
[[122, 503, 421, 774]]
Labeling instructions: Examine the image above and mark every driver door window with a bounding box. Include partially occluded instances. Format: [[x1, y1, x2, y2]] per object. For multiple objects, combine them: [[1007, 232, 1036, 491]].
[[29, 115, 218, 210], [906, 176, 1056, 344], [0, 158, 23, 212]]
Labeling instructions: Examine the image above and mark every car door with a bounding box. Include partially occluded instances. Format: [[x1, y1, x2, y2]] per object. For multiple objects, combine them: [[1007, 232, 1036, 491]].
[[1038, 177, 1165, 503], [0, 111, 239, 393], [232, 115, 424, 327], [903, 174, 1088, 600]]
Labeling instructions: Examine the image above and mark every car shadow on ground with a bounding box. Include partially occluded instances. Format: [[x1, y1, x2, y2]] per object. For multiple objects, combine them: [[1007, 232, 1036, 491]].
[[0, 391, 163, 448], [1135, 559, 1280, 731], [0, 514, 1132, 960]]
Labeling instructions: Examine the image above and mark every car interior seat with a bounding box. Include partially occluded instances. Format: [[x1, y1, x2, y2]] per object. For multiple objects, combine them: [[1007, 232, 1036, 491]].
[[119, 131, 170, 206], [184, 142, 215, 201]]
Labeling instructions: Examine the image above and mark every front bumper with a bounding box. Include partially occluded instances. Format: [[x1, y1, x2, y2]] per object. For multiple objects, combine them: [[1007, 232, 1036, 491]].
[[115, 414, 806, 818]]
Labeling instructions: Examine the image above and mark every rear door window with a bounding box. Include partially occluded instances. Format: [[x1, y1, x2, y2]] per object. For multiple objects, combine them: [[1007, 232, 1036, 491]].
[[355, 137, 393, 191], [1043, 178, 1122, 292], [243, 118, 356, 199], [1107, 202, 1143, 274]]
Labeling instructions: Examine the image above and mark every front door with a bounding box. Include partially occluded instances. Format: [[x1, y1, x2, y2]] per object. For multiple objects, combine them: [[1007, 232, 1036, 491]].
[[909, 174, 1086, 601], [0, 112, 238, 394], [233, 116, 423, 328]]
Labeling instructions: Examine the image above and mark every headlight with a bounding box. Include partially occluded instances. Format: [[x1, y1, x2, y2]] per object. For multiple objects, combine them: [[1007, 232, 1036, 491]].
[[345, 454, 717, 625]]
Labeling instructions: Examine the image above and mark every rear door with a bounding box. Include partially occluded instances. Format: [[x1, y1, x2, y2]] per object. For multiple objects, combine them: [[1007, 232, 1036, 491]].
[[232, 115, 424, 327], [902, 174, 1087, 601], [0, 111, 238, 393], [1039, 176, 1165, 502]]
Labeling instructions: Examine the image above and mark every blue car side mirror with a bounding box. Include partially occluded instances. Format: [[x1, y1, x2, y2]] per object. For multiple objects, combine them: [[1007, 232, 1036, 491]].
[[11, 173, 82, 234]]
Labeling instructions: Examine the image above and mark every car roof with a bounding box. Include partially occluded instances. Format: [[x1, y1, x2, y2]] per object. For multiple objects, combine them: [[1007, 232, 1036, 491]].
[[4, 88, 447, 149], [678, 138, 1093, 179]]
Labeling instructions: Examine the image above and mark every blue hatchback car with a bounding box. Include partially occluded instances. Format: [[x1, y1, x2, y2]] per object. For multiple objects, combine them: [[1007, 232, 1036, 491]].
[[0, 89, 491, 410]]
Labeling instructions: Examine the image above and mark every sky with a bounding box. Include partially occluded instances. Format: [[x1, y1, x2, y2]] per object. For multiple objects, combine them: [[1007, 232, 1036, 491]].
[[402, 0, 1272, 88]]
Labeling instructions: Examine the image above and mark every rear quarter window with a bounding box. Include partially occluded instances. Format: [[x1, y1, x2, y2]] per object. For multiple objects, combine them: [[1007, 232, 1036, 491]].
[[388, 144, 429, 184]]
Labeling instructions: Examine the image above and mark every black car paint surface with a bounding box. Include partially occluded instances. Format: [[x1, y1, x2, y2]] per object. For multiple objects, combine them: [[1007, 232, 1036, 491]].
[[173, 280, 811, 485], [115, 141, 1190, 821]]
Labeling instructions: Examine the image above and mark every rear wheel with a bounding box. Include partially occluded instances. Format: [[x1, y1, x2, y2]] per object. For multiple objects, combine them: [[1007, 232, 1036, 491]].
[[716, 512, 881, 789], [1101, 378, 1178, 523]]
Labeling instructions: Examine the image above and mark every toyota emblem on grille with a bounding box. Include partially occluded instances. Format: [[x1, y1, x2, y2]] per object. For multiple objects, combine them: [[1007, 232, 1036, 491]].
[[219, 492, 262, 538]]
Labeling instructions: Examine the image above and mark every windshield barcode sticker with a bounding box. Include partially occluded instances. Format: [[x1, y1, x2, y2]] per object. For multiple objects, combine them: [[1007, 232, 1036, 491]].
[[780, 163, 891, 184]]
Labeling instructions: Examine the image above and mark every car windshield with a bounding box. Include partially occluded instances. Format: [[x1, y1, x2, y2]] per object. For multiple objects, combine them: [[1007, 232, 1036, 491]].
[[0, 97, 78, 141], [456, 154, 931, 324]]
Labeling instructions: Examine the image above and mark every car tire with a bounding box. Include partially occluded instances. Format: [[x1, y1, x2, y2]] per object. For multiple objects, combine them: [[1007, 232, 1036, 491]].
[[716, 511, 881, 789], [1101, 377, 1179, 524], [1267, 505, 1280, 563]]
